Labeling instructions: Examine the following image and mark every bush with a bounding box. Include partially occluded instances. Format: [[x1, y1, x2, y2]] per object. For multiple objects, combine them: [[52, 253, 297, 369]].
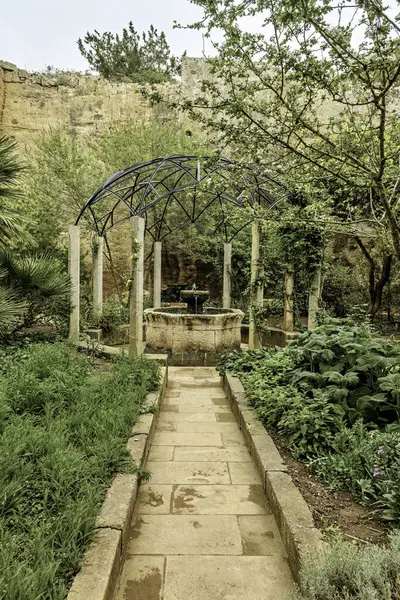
[[97, 294, 129, 336], [288, 319, 400, 427], [219, 318, 400, 520], [291, 532, 400, 600], [313, 425, 400, 520], [0, 343, 159, 599]]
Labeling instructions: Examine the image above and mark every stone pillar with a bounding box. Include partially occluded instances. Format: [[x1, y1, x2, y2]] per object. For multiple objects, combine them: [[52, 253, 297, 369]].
[[129, 216, 145, 357], [153, 241, 162, 308], [249, 220, 263, 350], [68, 225, 80, 342], [92, 235, 104, 323], [283, 264, 295, 332], [257, 264, 264, 306], [308, 266, 322, 329], [223, 242, 232, 309]]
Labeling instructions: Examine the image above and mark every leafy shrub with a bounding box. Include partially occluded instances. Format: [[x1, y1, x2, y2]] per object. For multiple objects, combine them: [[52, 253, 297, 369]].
[[313, 425, 400, 520], [219, 318, 400, 520], [0, 343, 159, 599], [287, 318, 400, 427], [97, 294, 129, 333], [219, 344, 347, 457], [291, 532, 400, 600]]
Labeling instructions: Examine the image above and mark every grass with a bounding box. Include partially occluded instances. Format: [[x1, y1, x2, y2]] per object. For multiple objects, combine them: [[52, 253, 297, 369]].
[[0, 343, 159, 599]]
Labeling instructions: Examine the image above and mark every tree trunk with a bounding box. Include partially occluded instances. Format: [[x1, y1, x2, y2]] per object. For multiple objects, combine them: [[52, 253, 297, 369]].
[[354, 236, 393, 319]]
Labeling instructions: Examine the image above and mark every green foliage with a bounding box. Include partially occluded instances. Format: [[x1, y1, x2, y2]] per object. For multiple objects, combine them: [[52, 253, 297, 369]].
[[220, 319, 400, 520], [0, 135, 33, 248], [0, 343, 159, 599], [291, 532, 400, 600], [277, 214, 324, 277], [0, 135, 24, 202], [78, 22, 182, 83], [288, 320, 400, 426], [184, 0, 400, 265], [0, 250, 70, 336], [97, 294, 129, 340], [0, 136, 70, 337], [0, 288, 26, 336]]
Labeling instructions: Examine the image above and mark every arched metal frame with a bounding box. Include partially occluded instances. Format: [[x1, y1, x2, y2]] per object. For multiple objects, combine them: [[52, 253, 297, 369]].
[[76, 155, 288, 241]]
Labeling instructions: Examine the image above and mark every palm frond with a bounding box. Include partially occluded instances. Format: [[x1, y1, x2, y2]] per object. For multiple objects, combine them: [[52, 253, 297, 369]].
[[0, 287, 26, 334], [0, 135, 25, 198], [0, 250, 71, 298], [0, 206, 34, 248]]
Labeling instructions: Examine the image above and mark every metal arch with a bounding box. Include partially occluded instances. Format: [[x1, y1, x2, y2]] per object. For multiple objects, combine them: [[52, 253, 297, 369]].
[[76, 155, 289, 240]]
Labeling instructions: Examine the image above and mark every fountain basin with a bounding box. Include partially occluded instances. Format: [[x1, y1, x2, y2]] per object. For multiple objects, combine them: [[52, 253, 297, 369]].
[[144, 308, 244, 363]]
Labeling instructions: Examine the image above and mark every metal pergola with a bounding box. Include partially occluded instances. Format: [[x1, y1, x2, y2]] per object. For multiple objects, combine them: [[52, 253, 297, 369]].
[[76, 155, 288, 241]]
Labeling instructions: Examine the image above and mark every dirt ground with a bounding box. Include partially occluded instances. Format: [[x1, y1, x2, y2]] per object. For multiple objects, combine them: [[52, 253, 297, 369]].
[[270, 431, 390, 546]]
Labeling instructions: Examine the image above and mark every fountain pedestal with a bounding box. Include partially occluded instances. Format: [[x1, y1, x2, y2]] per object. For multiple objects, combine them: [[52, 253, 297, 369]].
[[181, 290, 210, 314]]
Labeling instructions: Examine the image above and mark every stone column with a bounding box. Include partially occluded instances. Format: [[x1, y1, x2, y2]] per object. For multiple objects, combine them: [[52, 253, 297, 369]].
[[308, 266, 322, 329], [153, 241, 162, 308], [249, 220, 263, 350], [92, 235, 104, 323], [68, 225, 80, 342], [129, 216, 145, 357], [283, 264, 295, 332], [223, 242, 232, 309]]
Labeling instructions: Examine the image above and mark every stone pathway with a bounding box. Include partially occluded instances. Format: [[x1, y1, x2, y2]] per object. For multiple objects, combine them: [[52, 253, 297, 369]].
[[114, 367, 293, 600]]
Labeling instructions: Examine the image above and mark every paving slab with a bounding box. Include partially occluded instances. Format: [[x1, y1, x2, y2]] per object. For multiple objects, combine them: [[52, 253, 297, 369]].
[[158, 412, 217, 423], [180, 390, 226, 398], [147, 446, 174, 461], [155, 421, 177, 432], [174, 446, 251, 463], [163, 398, 214, 406], [222, 432, 247, 446], [146, 461, 231, 484], [152, 432, 223, 447], [137, 485, 173, 515], [238, 515, 286, 556], [164, 555, 293, 600], [161, 405, 179, 412], [127, 515, 243, 555], [115, 556, 165, 600], [216, 412, 236, 422], [172, 484, 269, 515], [176, 421, 239, 433], [178, 405, 231, 413], [228, 461, 261, 484]]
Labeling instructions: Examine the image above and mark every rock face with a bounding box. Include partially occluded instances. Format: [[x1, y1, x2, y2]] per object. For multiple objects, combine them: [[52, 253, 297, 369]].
[[0, 60, 180, 142]]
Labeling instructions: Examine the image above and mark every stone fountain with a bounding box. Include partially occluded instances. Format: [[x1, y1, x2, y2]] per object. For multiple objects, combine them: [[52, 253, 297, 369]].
[[144, 286, 244, 365], [180, 289, 210, 314]]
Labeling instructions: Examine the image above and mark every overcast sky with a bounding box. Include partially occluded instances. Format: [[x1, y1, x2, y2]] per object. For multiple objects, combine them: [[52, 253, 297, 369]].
[[0, 0, 206, 72], [1, 1, 399, 73]]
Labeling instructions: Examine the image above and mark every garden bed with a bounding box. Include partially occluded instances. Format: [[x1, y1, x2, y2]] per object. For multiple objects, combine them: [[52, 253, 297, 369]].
[[270, 431, 389, 545], [219, 318, 400, 532]]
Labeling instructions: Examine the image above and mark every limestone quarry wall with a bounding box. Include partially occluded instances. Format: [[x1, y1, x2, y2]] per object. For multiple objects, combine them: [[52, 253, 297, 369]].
[[0, 60, 176, 143], [2, 56, 399, 146]]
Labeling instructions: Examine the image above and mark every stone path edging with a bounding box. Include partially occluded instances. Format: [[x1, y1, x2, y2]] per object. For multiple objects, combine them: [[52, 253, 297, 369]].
[[67, 366, 168, 600], [222, 372, 324, 580]]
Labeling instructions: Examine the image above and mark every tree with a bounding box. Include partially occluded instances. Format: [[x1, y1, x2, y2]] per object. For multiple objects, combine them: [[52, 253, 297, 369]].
[[183, 0, 400, 265], [78, 22, 182, 83]]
